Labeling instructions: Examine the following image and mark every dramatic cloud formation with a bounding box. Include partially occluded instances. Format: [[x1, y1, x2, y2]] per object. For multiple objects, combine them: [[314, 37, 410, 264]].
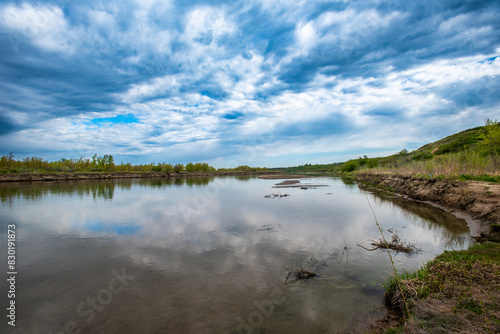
[[1, 0, 499, 167]]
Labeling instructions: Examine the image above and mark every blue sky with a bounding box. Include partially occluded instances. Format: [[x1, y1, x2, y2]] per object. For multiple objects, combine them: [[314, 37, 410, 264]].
[[0, 0, 499, 168]]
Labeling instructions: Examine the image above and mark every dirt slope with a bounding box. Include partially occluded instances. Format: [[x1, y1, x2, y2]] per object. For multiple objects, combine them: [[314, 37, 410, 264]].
[[355, 173, 500, 237]]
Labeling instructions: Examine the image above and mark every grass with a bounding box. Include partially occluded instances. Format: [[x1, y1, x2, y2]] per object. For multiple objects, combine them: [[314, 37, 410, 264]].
[[366, 151, 500, 182], [336, 122, 500, 180], [381, 242, 500, 333], [361, 150, 499, 180]]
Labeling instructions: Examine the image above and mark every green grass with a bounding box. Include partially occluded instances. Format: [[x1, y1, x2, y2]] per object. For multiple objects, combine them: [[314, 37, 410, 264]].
[[435, 242, 500, 263], [457, 298, 484, 315], [457, 174, 500, 182], [335, 122, 500, 179], [381, 242, 500, 333], [384, 244, 500, 310]]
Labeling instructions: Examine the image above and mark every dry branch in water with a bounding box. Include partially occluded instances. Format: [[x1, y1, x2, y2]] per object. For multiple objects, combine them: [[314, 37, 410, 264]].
[[284, 266, 316, 284], [264, 193, 290, 198], [357, 233, 420, 254]]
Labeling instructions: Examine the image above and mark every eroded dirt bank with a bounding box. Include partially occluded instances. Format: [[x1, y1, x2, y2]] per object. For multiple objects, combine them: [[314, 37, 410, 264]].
[[355, 173, 500, 237]]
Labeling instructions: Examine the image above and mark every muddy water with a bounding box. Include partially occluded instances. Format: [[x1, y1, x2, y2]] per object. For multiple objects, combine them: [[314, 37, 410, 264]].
[[0, 176, 471, 333]]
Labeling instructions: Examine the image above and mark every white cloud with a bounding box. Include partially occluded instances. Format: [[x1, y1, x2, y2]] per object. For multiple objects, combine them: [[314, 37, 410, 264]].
[[88, 9, 115, 28], [0, 3, 77, 53], [279, 8, 405, 69], [183, 6, 236, 45], [295, 21, 317, 53]]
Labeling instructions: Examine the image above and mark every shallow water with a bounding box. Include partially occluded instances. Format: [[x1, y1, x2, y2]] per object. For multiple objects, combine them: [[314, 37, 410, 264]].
[[0, 176, 471, 333]]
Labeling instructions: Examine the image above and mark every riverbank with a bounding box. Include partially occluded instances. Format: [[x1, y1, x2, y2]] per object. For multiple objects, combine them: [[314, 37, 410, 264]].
[[369, 242, 500, 334], [354, 172, 500, 333], [355, 173, 500, 239], [0, 171, 280, 183]]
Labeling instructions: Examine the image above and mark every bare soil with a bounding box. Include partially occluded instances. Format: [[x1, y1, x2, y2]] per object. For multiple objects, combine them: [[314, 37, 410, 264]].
[[355, 173, 500, 238]]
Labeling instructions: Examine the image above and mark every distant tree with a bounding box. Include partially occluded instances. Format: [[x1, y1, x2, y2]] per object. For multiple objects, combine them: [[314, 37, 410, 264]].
[[185, 162, 195, 172], [201, 163, 211, 172], [163, 163, 174, 173], [480, 118, 500, 155], [103, 154, 115, 171], [150, 163, 161, 172], [4, 152, 15, 169], [173, 163, 184, 173], [341, 160, 358, 172], [92, 154, 98, 168]]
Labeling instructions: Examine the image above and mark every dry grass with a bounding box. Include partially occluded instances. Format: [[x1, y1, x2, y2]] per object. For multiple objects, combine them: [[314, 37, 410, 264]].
[[366, 151, 500, 178], [381, 242, 500, 334]]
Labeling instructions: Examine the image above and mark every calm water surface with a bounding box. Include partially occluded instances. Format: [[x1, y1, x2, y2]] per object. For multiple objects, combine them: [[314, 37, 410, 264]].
[[0, 176, 471, 333]]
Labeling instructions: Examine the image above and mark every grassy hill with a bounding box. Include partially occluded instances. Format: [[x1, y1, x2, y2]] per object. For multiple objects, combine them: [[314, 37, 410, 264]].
[[350, 121, 499, 180], [274, 120, 500, 180], [379, 126, 483, 164]]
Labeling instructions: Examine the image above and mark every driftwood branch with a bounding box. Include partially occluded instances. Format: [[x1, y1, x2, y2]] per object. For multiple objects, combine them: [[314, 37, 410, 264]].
[[284, 266, 316, 284], [357, 234, 420, 254]]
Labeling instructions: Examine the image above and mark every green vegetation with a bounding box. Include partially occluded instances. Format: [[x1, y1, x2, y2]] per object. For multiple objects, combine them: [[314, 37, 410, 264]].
[[217, 165, 269, 173], [271, 120, 500, 180], [382, 242, 500, 333], [0, 154, 269, 175], [271, 163, 342, 174], [338, 119, 500, 180]]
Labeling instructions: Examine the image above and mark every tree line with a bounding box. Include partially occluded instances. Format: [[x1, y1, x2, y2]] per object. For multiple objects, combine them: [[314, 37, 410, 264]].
[[0, 154, 267, 174]]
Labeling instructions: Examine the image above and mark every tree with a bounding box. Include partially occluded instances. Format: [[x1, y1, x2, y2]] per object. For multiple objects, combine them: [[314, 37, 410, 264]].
[[7, 152, 14, 168], [185, 162, 195, 172], [173, 163, 184, 173], [163, 163, 174, 173], [341, 160, 358, 172], [103, 154, 115, 171], [480, 118, 500, 155]]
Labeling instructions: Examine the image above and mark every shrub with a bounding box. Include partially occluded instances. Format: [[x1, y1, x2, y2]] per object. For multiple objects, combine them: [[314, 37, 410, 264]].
[[341, 160, 358, 172]]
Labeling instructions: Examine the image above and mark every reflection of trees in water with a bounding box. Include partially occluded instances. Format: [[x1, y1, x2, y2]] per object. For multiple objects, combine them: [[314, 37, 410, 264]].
[[141, 177, 213, 188], [234, 176, 252, 182], [0, 177, 217, 202], [92, 183, 115, 200], [185, 177, 213, 186], [368, 192, 470, 249], [0, 181, 123, 202]]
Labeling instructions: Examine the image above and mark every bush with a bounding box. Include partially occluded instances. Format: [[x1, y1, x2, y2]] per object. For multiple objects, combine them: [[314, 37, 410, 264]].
[[412, 152, 433, 161], [151, 165, 162, 172], [341, 160, 358, 172], [173, 164, 184, 173]]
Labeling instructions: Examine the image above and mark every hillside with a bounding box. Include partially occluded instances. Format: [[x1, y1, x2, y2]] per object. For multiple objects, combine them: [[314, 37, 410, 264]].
[[370, 125, 487, 169], [340, 121, 499, 179], [271, 120, 499, 180]]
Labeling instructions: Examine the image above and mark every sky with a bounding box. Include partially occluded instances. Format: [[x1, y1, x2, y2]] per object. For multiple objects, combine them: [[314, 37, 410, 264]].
[[0, 0, 499, 168]]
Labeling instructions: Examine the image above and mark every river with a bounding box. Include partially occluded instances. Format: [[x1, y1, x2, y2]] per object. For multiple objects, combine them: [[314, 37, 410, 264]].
[[0, 176, 471, 333]]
